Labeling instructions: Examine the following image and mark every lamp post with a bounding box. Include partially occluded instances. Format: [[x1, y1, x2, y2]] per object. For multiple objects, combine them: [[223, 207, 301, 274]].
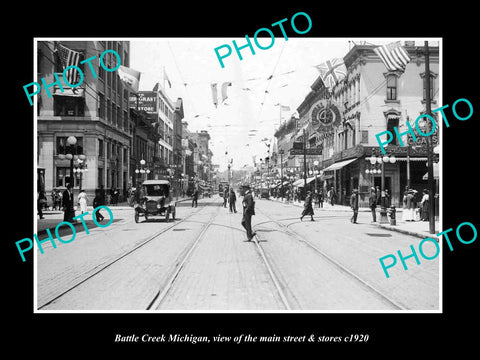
[[135, 159, 150, 183], [65, 136, 77, 188], [367, 150, 396, 224], [74, 155, 88, 189]]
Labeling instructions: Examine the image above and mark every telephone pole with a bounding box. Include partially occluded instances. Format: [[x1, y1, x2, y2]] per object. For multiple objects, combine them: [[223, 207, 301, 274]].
[[424, 41, 436, 234]]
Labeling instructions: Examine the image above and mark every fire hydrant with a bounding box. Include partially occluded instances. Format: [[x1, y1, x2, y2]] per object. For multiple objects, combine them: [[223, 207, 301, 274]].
[[388, 205, 396, 225]]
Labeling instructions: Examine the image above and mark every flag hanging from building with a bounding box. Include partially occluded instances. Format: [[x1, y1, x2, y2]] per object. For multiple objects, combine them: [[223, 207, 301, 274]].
[[314, 58, 347, 89], [221, 82, 232, 103], [374, 41, 411, 72], [55, 43, 81, 85], [118, 65, 141, 93], [211, 83, 218, 108]]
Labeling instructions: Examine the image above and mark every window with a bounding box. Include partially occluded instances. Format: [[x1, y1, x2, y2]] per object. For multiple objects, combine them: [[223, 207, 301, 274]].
[[54, 97, 85, 116], [56, 136, 83, 155], [98, 167, 104, 187], [386, 116, 400, 145], [56, 167, 71, 187], [98, 139, 104, 157], [386, 74, 397, 100], [98, 93, 105, 119]]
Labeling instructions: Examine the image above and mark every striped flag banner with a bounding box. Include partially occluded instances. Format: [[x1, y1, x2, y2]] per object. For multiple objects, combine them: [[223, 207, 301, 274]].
[[314, 58, 347, 89], [211, 83, 218, 108], [374, 41, 411, 72], [56, 43, 81, 85]]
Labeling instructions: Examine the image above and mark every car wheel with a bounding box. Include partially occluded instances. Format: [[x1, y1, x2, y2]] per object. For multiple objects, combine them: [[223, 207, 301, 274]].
[[134, 211, 139, 223]]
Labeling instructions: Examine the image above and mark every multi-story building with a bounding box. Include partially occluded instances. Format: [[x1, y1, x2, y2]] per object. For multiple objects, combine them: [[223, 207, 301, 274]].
[[37, 40, 132, 200], [290, 41, 440, 206]]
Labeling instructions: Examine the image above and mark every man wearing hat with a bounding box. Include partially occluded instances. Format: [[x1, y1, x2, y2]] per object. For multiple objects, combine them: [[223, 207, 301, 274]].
[[300, 190, 315, 221], [241, 189, 256, 241], [350, 188, 359, 224]]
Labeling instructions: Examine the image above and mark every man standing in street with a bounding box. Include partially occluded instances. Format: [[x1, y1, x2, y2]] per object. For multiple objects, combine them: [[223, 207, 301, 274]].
[[192, 187, 198, 208], [223, 187, 228, 208], [350, 188, 359, 224], [62, 183, 75, 223], [229, 188, 237, 213], [241, 189, 256, 241]]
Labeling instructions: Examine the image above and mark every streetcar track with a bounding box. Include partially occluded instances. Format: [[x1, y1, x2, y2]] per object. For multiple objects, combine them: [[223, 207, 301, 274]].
[[255, 206, 407, 310], [37, 204, 217, 310], [147, 205, 222, 310], [251, 234, 293, 310]]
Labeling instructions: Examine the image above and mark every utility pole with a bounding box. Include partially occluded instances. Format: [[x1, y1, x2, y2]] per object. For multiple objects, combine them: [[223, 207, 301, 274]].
[[303, 128, 307, 199], [424, 41, 436, 234]]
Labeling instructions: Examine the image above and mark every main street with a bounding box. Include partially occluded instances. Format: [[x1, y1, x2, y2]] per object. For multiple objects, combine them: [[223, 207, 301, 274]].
[[36, 195, 439, 311]]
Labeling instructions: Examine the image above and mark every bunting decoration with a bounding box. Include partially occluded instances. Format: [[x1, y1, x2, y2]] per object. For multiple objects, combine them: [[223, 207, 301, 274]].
[[221, 82, 232, 103], [211, 83, 218, 108]]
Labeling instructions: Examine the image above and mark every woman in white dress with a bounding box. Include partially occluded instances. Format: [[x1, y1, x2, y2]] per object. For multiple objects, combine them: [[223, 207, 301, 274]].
[[77, 189, 88, 214]]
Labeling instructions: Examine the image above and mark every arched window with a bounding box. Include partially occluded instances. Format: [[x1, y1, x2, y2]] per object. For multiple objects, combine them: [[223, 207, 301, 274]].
[[386, 74, 397, 100]]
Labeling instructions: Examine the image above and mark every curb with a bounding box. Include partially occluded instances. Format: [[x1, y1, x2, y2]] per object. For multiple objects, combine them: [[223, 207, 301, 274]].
[[376, 223, 439, 241]]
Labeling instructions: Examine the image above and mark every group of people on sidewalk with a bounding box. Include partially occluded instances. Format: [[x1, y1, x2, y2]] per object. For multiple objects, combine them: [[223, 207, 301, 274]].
[[38, 184, 106, 224]]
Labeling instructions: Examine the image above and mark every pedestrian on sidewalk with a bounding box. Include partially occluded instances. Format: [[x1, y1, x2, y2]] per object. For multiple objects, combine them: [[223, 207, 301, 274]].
[[241, 189, 256, 241], [229, 188, 237, 213], [62, 183, 75, 223], [350, 188, 359, 224], [300, 191, 315, 221], [192, 188, 198, 208], [223, 188, 228, 208], [77, 189, 88, 214], [369, 187, 377, 222], [318, 189, 324, 208], [402, 188, 416, 222], [420, 189, 429, 221], [38, 190, 46, 219], [328, 186, 337, 206], [93, 188, 105, 222]]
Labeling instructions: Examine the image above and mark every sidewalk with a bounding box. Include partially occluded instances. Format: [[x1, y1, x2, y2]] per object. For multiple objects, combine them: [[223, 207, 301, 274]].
[[268, 197, 440, 240], [36, 196, 192, 235]]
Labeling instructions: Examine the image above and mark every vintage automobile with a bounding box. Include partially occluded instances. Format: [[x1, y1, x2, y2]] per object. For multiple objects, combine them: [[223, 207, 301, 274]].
[[134, 180, 176, 223]]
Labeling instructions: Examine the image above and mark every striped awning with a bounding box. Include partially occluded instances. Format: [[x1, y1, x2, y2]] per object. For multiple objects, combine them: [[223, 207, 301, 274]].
[[322, 158, 357, 172]]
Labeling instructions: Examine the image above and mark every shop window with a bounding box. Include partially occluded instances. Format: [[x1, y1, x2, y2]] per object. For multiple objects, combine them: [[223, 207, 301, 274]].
[[54, 97, 85, 116]]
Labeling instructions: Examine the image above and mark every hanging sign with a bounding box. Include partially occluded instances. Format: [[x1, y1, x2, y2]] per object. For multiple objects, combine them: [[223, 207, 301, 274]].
[[310, 99, 342, 131]]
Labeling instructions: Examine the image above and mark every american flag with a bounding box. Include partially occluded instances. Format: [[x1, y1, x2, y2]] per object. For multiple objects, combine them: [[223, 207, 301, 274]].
[[315, 58, 347, 89], [56, 43, 82, 84], [374, 41, 411, 72]]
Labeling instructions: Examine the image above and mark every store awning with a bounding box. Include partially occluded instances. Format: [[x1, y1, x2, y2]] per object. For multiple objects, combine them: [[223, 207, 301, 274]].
[[322, 158, 357, 172], [292, 179, 304, 187], [423, 163, 439, 180]]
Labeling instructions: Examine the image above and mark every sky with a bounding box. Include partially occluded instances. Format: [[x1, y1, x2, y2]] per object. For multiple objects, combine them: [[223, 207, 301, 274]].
[[129, 38, 417, 172]]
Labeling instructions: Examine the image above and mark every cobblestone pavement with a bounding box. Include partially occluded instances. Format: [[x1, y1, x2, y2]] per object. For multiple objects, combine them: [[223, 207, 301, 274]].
[[36, 195, 439, 311]]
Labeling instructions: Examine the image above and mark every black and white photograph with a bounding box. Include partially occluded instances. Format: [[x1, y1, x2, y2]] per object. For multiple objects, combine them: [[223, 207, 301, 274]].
[[32, 37, 441, 312]]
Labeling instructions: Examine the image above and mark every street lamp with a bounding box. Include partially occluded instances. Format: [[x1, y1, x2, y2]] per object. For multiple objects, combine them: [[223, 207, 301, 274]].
[[135, 159, 150, 183], [367, 149, 396, 224], [74, 155, 88, 189]]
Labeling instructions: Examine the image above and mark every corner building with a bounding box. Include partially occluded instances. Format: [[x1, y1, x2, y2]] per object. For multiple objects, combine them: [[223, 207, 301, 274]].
[[37, 40, 132, 200], [294, 41, 440, 206]]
